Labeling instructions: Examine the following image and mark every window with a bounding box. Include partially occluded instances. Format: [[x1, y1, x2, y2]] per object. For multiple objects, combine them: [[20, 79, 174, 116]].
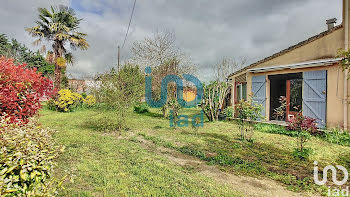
[[236, 83, 247, 102], [289, 79, 302, 111]]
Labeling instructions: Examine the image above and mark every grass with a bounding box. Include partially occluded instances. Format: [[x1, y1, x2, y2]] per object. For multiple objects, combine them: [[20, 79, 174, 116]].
[[40, 108, 242, 196], [254, 123, 350, 147], [126, 108, 350, 193], [39, 107, 350, 196]]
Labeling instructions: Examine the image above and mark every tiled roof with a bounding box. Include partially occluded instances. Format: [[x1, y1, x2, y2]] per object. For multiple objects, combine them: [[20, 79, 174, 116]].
[[228, 24, 343, 77]]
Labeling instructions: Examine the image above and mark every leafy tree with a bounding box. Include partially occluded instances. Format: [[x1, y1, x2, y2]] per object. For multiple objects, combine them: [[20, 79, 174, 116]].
[[0, 34, 54, 76], [27, 6, 89, 89]]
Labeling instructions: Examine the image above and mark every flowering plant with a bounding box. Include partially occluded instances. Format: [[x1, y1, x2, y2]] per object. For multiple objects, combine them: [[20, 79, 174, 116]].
[[0, 57, 54, 124]]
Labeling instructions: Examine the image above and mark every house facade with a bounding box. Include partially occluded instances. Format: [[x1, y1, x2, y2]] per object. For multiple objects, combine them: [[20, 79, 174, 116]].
[[229, 0, 350, 130]]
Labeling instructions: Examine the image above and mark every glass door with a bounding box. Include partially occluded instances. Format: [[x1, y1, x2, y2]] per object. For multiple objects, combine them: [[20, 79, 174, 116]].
[[286, 79, 302, 121]]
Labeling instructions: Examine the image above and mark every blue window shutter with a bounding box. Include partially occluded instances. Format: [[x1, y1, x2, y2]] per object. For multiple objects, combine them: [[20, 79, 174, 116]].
[[252, 75, 266, 118], [303, 70, 327, 128]]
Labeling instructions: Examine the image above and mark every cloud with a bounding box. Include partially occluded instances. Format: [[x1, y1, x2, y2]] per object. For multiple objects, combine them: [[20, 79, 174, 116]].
[[0, 0, 342, 82]]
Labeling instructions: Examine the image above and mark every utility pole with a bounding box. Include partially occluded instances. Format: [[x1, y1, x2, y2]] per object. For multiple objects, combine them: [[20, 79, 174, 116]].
[[117, 45, 120, 72]]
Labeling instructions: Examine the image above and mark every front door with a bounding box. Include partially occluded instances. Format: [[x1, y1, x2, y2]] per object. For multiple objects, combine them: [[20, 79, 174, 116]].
[[269, 73, 302, 121]]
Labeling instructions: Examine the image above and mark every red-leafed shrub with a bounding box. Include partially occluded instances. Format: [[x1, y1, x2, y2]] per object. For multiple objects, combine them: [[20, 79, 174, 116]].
[[0, 57, 54, 124], [287, 111, 318, 135], [287, 110, 318, 160]]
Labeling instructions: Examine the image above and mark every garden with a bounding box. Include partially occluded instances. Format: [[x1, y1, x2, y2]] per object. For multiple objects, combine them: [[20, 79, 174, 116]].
[[1, 4, 350, 197]]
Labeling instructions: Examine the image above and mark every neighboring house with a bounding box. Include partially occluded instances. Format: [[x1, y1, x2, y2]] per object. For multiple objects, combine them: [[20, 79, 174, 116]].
[[68, 78, 98, 93], [68, 79, 87, 93], [229, 0, 350, 130]]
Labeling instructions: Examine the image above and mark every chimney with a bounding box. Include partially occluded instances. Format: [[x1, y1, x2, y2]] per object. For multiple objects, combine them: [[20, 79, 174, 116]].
[[326, 18, 337, 30]]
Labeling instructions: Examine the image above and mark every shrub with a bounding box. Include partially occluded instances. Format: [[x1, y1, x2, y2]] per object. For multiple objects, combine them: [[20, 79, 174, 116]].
[[134, 102, 149, 114], [201, 81, 231, 122], [254, 123, 299, 137], [223, 107, 234, 119], [85, 112, 125, 132], [46, 99, 57, 111], [0, 117, 65, 196], [92, 64, 144, 110], [167, 99, 182, 128], [0, 57, 54, 124], [90, 64, 144, 130], [273, 96, 287, 121], [287, 113, 318, 135], [48, 89, 83, 112], [292, 147, 312, 160], [287, 110, 315, 160], [322, 129, 350, 147], [235, 100, 262, 141], [81, 92, 87, 99], [83, 95, 96, 108], [256, 124, 350, 147]]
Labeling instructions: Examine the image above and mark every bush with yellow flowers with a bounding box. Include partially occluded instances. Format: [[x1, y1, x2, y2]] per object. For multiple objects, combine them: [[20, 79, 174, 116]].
[[83, 95, 96, 107], [47, 89, 96, 112]]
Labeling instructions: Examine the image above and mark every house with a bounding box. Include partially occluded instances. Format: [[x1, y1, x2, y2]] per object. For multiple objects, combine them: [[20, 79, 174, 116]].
[[229, 0, 350, 130], [68, 78, 97, 93]]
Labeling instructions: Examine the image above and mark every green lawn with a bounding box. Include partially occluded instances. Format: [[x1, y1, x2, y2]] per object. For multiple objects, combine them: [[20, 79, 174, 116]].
[[40, 107, 350, 196], [40, 108, 242, 196]]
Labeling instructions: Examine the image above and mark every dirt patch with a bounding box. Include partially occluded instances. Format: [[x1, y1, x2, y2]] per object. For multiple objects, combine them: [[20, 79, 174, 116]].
[[166, 152, 308, 197], [130, 135, 319, 197]]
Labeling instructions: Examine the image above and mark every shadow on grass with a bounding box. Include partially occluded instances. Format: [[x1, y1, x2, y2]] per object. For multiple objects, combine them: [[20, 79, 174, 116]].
[[138, 111, 164, 118], [337, 151, 350, 169]]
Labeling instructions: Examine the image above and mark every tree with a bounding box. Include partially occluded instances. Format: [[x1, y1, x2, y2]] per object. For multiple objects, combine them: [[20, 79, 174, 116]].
[[201, 57, 246, 121], [201, 81, 231, 121], [0, 34, 54, 77], [133, 31, 178, 67], [132, 30, 195, 74], [132, 31, 196, 117], [213, 57, 246, 82], [26, 6, 89, 90], [92, 64, 145, 110]]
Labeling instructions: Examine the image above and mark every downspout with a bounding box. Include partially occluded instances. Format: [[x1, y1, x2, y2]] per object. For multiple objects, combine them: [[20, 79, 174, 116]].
[[344, 0, 349, 131]]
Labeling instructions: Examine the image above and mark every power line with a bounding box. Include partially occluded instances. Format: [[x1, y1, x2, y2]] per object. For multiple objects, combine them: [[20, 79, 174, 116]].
[[122, 0, 137, 49]]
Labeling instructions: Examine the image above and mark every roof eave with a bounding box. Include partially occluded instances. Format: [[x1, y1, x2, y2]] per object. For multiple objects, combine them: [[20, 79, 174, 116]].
[[247, 58, 341, 74]]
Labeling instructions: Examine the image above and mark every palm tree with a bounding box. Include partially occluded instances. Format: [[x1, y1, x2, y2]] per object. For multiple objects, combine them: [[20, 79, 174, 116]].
[[26, 5, 89, 89]]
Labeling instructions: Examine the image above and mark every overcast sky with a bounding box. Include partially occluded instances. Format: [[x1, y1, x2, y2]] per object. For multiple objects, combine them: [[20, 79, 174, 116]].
[[0, 0, 342, 81]]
